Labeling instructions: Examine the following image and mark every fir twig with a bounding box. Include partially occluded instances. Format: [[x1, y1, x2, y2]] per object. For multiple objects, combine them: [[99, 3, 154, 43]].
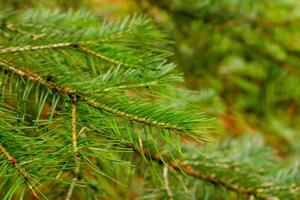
[[66, 97, 80, 200], [0, 58, 185, 132], [163, 166, 173, 200], [0, 144, 41, 200], [0, 42, 73, 54], [78, 45, 139, 68]]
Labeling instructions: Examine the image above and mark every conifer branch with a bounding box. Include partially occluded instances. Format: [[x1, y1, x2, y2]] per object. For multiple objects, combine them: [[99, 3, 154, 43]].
[[0, 144, 41, 200], [163, 166, 173, 200], [130, 147, 277, 200], [0, 43, 139, 68], [78, 45, 139, 68], [2, 23, 45, 40], [102, 80, 160, 92], [67, 99, 80, 200], [71, 99, 79, 157], [0, 58, 184, 132], [83, 97, 184, 132], [0, 144, 17, 165], [65, 175, 78, 200], [0, 42, 73, 54], [0, 57, 77, 95], [0, 9, 299, 199]]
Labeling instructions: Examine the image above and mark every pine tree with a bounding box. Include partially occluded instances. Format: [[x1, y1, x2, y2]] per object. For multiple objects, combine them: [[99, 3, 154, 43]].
[[0, 8, 299, 200]]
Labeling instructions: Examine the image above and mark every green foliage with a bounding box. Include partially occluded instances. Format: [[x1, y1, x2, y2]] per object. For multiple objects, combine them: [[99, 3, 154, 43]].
[[0, 9, 210, 199], [0, 3, 300, 200]]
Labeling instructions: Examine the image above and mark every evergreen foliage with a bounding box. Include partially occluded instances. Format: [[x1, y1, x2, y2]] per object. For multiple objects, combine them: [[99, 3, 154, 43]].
[[0, 9, 208, 199], [0, 4, 299, 200]]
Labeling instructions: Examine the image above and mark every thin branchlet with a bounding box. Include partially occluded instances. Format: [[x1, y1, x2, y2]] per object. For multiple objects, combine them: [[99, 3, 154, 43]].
[[102, 80, 160, 92], [0, 42, 73, 54], [0, 57, 76, 95], [66, 97, 80, 200], [71, 97, 79, 157], [0, 144, 41, 200], [163, 166, 174, 200], [78, 45, 139, 68], [2, 23, 45, 40], [0, 43, 140, 68], [0, 144, 16, 164], [83, 97, 184, 132]]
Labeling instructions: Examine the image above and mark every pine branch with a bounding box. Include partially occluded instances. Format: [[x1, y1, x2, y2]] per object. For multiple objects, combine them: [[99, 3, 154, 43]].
[[133, 148, 267, 199], [71, 99, 79, 157], [2, 8, 298, 200], [0, 10, 212, 199], [130, 140, 299, 200], [0, 58, 196, 134], [78, 45, 139, 68], [0, 43, 139, 68], [0, 42, 73, 54], [101, 80, 161, 92], [163, 166, 173, 200], [0, 57, 76, 95], [66, 99, 80, 200], [0, 144, 41, 199]]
